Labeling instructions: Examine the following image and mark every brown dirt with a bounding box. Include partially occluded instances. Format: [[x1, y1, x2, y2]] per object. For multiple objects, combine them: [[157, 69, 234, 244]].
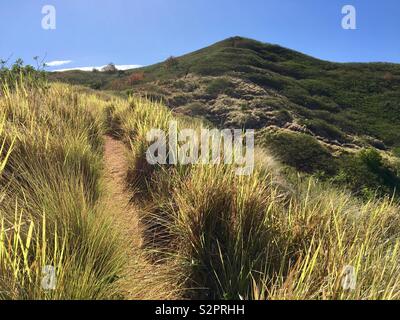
[[103, 135, 180, 299], [103, 135, 142, 248]]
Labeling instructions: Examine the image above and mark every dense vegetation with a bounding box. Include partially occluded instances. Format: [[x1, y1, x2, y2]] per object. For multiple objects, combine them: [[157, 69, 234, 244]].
[[106, 94, 400, 300], [4, 33, 399, 299], [0, 66, 174, 299], [48, 38, 400, 200], [2, 61, 400, 299], [0, 69, 127, 298], [49, 37, 400, 150], [260, 130, 400, 199]]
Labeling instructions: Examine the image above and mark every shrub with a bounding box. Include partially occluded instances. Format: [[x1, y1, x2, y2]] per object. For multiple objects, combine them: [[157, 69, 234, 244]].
[[165, 56, 179, 69], [300, 79, 334, 97], [101, 63, 118, 73], [90, 81, 103, 90], [262, 131, 337, 174], [0, 59, 47, 93], [226, 111, 262, 129], [246, 73, 285, 90], [181, 102, 208, 116], [304, 119, 345, 142], [168, 94, 189, 107], [127, 72, 145, 85], [282, 85, 309, 104], [334, 149, 400, 199], [205, 78, 235, 96], [275, 109, 292, 123]]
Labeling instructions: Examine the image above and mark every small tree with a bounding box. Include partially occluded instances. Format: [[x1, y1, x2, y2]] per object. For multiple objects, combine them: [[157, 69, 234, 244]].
[[165, 56, 179, 69], [102, 63, 118, 73], [0, 58, 47, 93], [127, 72, 144, 85]]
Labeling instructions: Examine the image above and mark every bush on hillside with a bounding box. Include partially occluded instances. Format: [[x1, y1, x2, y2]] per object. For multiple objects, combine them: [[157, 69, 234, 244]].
[[168, 94, 189, 107], [90, 80, 103, 90], [205, 78, 235, 96], [246, 73, 285, 90], [102, 63, 118, 73], [180, 102, 208, 116], [303, 118, 346, 142], [127, 72, 145, 85], [299, 79, 334, 97], [165, 56, 179, 69], [0, 59, 47, 92], [334, 149, 400, 199], [262, 131, 337, 175]]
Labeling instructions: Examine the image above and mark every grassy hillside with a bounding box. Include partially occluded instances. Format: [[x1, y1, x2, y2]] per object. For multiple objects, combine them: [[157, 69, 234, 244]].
[[0, 81, 123, 298], [104, 92, 400, 300], [49, 36, 400, 198], [0, 72, 177, 299], [49, 37, 400, 148], [2, 67, 400, 299]]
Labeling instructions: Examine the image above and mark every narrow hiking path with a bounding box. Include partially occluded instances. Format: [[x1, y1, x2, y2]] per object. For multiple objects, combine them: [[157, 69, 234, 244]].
[[103, 135, 142, 248], [102, 135, 179, 299]]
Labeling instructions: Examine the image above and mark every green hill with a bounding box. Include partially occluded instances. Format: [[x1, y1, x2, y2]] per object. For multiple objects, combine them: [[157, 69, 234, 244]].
[[49, 37, 400, 197], [50, 37, 400, 146], [2, 51, 400, 300]]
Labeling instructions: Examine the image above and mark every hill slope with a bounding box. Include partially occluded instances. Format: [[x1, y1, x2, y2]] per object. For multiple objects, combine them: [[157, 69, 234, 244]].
[[2, 70, 400, 300], [50, 37, 400, 147], [49, 37, 400, 196]]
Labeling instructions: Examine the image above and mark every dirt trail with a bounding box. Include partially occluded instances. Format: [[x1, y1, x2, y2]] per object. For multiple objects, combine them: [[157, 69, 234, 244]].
[[103, 135, 179, 299], [103, 135, 142, 248]]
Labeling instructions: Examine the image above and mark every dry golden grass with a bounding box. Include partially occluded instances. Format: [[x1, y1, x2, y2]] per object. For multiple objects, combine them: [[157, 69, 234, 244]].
[[0, 81, 178, 299], [2, 78, 400, 300], [109, 96, 400, 300]]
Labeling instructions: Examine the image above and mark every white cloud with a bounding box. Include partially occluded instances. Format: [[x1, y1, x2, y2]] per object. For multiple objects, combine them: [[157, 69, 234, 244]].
[[115, 64, 143, 70], [53, 64, 142, 72], [45, 60, 73, 67]]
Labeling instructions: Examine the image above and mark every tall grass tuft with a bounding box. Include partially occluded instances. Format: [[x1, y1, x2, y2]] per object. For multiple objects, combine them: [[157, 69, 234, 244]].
[[0, 80, 127, 299]]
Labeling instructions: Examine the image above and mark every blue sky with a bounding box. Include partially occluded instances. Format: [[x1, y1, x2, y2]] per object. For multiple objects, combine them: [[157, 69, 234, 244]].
[[1, 0, 399, 71]]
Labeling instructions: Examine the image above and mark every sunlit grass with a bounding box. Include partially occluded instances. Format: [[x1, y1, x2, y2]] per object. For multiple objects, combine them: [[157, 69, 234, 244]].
[[2, 74, 400, 300], [110, 96, 400, 300], [0, 80, 127, 299]]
